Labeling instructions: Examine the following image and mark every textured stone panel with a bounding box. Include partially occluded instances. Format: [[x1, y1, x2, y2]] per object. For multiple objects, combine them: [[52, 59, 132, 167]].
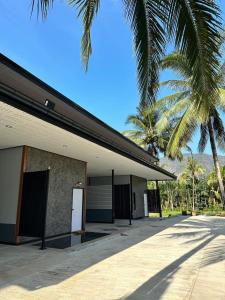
[[26, 147, 86, 236]]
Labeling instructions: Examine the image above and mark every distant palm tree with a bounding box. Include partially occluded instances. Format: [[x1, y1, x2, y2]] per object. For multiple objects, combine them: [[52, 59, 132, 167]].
[[123, 105, 182, 159], [157, 51, 225, 207], [207, 166, 225, 202], [32, 0, 221, 107], [180, 158, 205, 211]]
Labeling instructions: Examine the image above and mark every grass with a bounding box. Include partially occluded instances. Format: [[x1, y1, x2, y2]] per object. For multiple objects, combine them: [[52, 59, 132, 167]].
[[149, 208, 225, 218], [198, 208, 225, 217], [149, 209, 182, 218]]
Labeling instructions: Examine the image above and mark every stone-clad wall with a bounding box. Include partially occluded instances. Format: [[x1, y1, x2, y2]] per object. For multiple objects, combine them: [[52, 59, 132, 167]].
[[26, 147, 86, 236]]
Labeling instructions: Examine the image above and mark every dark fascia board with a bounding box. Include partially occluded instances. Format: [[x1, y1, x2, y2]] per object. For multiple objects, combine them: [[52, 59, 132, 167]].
[[0, 53, 158, 163], [0, 88, 176, 180]]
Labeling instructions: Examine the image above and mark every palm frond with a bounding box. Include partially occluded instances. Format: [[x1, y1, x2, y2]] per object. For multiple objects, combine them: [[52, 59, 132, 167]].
[[126, 114, 146, 130], [156, 98, 190, 133], [160, 79, 191, 91], [198, 124, 209, 153], [166, 0, 221, 115], [166, 104, 198, 157], [31, 0, 54, 17], [122, 130, 147, 148], [123, 0, 166, 107], [218, 88, 225, 112], [69, 0, 100, 70], [122, 129, 145, 140], [212, 110, 225, 152], [161, 51, 192, 78], [155, 91, 190, 111]]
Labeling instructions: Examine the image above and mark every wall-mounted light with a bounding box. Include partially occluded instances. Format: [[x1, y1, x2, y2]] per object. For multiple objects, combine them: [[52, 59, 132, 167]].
[[45, 99, 55, 110], [74, 181, 82, 188]]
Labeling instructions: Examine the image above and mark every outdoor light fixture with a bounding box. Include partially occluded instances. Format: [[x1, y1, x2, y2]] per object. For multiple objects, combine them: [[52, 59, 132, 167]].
[[74, 181, 82, 187], [44, 99, 55, 110]]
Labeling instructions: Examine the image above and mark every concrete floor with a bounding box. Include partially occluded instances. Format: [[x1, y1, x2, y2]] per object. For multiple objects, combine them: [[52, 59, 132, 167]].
[[1, 216, 225, 300]]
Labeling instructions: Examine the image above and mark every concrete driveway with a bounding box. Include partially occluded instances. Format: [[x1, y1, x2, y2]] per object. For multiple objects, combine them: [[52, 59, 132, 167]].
[[1, 216, 225, 300]]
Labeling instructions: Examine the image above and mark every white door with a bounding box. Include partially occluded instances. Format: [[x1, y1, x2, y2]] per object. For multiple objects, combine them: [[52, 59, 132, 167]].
[[71, 188, 83, 232]]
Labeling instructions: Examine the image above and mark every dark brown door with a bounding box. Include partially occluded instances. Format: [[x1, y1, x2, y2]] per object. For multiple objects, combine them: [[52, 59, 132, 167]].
[[147, 189, 160, 213], [114, 184, 130, 219], [19, 170, 49, 237]]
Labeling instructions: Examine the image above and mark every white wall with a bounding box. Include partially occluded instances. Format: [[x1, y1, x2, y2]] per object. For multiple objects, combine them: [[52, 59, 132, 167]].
[[132, 176, 147, 218], [0, 147, 23, 224]]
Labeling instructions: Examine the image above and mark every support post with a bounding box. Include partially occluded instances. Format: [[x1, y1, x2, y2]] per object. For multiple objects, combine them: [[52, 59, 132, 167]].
[[112, 169, 115, 223], [129, 175, 133, 225], [156, 180, 162, 219]]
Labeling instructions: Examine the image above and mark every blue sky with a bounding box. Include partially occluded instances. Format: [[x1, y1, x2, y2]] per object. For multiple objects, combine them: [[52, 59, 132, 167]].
[[0, 0, 225, 155]]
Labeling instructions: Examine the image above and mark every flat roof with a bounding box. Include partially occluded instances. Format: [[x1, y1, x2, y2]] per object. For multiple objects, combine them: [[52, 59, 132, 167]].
[[0, 54, 176, 180]]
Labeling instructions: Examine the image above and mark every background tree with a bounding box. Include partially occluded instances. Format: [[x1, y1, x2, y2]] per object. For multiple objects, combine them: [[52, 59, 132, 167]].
[[123, 105, 182, 159], [156, 51, 225, 208], [32, 0, 222, 107], [207, 166, 225, 205], [179, 158, 205, 211]]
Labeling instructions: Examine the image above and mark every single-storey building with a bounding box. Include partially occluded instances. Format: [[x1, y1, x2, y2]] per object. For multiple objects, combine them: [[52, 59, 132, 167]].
[[0, 54, 175, 245]]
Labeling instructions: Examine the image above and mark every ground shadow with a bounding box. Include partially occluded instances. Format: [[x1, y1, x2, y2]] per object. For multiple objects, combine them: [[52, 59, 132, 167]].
[[1, 216, 225, 297], [119, 216, 225, 300], [0, 216, 186, 291], [120, 235, 215, 300]]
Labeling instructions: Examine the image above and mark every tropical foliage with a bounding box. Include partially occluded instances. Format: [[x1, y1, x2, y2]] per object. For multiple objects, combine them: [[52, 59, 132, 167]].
[[156, 51, 225, 206], [32, 0, 222, 107], [157, 52, 225, 157], [179, 157, 205, 210], [159, 164, 225, 214], [123, 105, 182, 159], [30, 1, 225, 211]]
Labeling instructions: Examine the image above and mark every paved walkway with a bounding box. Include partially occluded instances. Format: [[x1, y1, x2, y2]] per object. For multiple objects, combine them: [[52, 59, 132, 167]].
[[1, 216, 225, 299]]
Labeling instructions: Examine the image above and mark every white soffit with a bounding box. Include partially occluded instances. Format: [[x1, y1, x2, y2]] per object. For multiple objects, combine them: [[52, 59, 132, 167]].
[[0, 101, 173, 180]]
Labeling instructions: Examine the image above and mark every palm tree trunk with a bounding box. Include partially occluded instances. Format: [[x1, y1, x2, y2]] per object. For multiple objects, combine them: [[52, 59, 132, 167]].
[[187, 189, 190, 211], [208, 117, 225, 209]]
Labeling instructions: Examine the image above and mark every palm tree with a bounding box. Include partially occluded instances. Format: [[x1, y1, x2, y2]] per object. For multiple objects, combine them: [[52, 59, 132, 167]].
[[180, 157, 205, 211], [157, 51, 225, 207], [32, 0, 222, 107], [123, 105, 181, 159], [207, 166, 225, 204]]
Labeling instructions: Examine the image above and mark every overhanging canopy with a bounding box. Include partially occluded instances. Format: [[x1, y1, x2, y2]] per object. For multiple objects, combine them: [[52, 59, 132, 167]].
[[0, 54, 176, 181], [0, 101, 175, 180]]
